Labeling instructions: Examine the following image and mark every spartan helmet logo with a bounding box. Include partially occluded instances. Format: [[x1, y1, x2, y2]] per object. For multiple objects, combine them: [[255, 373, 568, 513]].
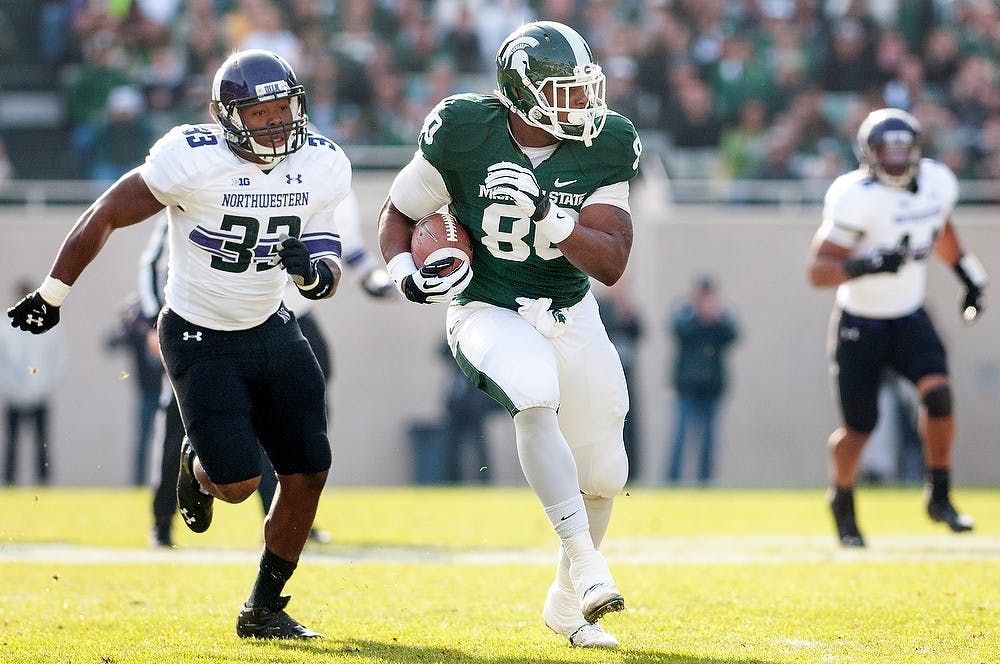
[[498, 36, 539, 75]]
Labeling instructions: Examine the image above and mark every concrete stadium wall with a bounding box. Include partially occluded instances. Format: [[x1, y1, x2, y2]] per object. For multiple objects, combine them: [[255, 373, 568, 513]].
[[1, 173, 997, 487]]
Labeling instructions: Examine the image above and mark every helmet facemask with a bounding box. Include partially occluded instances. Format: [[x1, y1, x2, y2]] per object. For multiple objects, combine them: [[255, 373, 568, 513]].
[[515, 63, 607, 146], [496, 21, 609, 147], [210, 50, 310, 164], [212, 89, 308, 164], [856, 109, 921, 189]]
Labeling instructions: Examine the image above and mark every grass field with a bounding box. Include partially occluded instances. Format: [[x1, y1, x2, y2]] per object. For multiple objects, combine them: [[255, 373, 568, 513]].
[[0, 486, 997, 663]]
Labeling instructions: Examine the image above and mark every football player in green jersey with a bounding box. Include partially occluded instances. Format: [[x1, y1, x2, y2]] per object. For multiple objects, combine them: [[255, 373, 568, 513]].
[[378, 21, 641, 648]]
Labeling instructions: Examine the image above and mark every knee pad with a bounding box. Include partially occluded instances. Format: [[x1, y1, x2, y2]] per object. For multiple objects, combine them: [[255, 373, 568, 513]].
[[922, 385, 952, 418], [578, 445, 629, 498]]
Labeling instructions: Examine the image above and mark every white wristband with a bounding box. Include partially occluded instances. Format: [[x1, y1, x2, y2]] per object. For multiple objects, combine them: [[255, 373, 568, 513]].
[[386, 252, 418, 290], [535, 203, 575, 244], [958, 253, 988, 287], [38, 276, 71, 306], [296, 263, 321, 291]]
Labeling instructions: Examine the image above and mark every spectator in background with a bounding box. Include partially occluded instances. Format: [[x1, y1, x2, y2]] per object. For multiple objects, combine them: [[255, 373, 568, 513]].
[[1, 281, 66, 486], [236, 0, 303, 71], [438, 341, 502, 484], [661, 75, 723, 178], [438, 3, 485, 74], [719, 98, 769, 180], [105, 294, 164, 486], [921, 26, 961, 97], [820, 19, 877, 93], [667, 275, 739, 486], [595, 280, 644, 484], [89, 85, 154, 181], [709, 34, 772, 125], [752, 119, 801, 180], [0, 138, 12, 188], [64, 32, 131, 160]]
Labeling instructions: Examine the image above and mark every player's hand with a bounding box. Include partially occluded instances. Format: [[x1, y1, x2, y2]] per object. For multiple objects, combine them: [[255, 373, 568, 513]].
[[401, 250, 473, 304], [277, 234, 316, 287], [961, 284, 984, 323], [484, 161, 550, 221], [360, 266, 397, 299], [7, 292, 60, 334], [953, 253, 988, 324], [844, 234, 909, 278]]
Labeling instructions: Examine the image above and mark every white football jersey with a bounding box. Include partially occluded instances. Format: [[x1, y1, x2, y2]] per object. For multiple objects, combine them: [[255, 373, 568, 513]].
[[818, 158, 958, 318], [139, 123, 351, 330]]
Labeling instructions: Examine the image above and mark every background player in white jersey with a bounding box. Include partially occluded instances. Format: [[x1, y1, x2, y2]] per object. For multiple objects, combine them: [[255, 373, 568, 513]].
[[378, 21, 641, 648], [807, 108, 987, 547], [7, 49, 349, 639]]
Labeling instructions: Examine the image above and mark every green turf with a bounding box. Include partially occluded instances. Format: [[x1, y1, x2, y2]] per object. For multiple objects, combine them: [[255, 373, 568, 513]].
[[1, 487, 997, 663]]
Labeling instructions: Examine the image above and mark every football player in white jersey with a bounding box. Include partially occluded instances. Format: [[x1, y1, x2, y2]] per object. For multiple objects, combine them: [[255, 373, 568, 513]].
[[7, 50, 350, 638], [807, 108, 987, 547], [139, 192, 393, 549], [379, 22, 640, 648]]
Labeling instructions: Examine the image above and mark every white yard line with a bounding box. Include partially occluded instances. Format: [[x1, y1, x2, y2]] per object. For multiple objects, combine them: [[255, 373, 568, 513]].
[[2, 535, 997, 565]]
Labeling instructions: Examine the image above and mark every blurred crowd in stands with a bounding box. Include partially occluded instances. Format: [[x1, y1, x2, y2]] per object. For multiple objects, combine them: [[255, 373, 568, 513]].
[[5, 0, 1000, 183]]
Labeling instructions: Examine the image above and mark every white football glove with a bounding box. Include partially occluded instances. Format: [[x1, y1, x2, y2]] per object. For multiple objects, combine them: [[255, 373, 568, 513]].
[[515, 296, 573, 339], [484, 161, 550, 221], [389, 249, 473, 304]]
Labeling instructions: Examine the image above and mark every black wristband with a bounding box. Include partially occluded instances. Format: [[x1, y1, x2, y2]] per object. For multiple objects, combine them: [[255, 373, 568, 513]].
[[297, 260, 335, 300], [842, 256, 872, 278]]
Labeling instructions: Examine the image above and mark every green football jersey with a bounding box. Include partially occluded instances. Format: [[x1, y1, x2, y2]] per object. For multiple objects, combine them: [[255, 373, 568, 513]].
[[417, 93, 641, 310]]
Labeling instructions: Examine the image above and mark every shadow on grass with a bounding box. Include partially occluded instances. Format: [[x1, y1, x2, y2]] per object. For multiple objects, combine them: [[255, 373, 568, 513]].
[[246, 637, 777, 663]]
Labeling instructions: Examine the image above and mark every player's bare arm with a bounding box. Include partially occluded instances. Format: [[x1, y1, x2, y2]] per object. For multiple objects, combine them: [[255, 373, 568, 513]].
[[556, 203, 632, 286], [933, 219, 962, 265], [51, 170, 165, 287], [807, 237, 854, 287], [934, 219, 988, 321], [376, 199, 415, 261]]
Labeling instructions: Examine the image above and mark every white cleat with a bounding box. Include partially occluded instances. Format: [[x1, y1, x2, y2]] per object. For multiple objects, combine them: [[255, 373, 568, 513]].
[[579, 582, 625, 623], [568, 548, 625, 623], [543, 582, 619, 648]]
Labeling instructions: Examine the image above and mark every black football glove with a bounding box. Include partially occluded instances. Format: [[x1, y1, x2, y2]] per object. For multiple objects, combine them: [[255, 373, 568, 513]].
[[7, 292, 60, 334], [953, 253, 988, 323], [277, 235, 316, 287], [401, 255, 473, 304], [843, 234, 909, 278], [960, 284, 985, 323]]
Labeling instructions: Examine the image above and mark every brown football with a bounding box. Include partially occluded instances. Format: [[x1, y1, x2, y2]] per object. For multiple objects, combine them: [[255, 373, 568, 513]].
[[411, 211, 472, 276]]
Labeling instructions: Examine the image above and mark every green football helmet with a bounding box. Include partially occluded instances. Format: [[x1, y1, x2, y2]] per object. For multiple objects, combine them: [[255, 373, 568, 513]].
[[496, 21, 607, 146]]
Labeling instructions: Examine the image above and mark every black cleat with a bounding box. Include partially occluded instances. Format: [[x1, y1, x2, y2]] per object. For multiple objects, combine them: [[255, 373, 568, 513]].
[[236, 596, 323, 639], [927, 498, 974, 533], [176, 438, 213, 533], [829, 487, 865, 547]]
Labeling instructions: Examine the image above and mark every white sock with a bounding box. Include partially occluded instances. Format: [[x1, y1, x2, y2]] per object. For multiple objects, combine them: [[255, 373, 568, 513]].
[[556, 495, 614, 592], [545, 494, 589, 539]]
